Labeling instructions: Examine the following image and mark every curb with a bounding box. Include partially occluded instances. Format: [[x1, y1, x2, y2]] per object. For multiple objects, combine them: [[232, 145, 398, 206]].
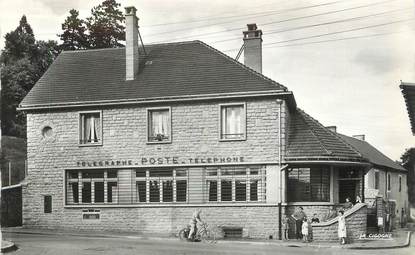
[[348, 231, 411, 250], [1, 240, 17, 253]]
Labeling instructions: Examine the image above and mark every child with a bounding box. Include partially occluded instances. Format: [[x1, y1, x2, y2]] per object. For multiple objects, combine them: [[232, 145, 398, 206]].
[[338, 210, 347, 245], [282, 215, 289, 240], [311, 213, 320, 223], [301, 218, 309, 242]]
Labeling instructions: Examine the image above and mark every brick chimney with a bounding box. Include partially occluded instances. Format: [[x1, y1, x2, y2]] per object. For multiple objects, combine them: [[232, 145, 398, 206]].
[[243, 24, 262, 73], [125, 6, 139, 81], [353, 134, 365, 141]]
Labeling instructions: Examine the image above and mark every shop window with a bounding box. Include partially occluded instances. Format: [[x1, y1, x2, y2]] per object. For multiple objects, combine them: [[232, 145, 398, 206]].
[[287, 166, 330, 202], [136, 169, 188, 203], [79, 111, 102, 145], [148, 108, 171, 143], [374, 170, 380, 190], [206, 166, 265, 203], [220, 104, 245, 140], [44, 195, 52, 213], [207, 180, 218, 201], [66, 170, 118, 205]]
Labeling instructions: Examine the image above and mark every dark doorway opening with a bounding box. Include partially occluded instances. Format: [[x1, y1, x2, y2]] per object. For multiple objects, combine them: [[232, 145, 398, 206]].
[[339, 180, 359, 203]]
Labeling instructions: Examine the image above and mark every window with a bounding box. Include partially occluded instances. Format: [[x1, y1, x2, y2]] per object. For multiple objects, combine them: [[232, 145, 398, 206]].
[[66, 170, 118, 204], [399, 175, 402, 192], [82, 209, 100, 221], [148, 108, 171, 142], [220, 104, 245, 140], [135, 168, 187, 203], [79, 111, 102, 145], [44, 195, 52, 213], [387, 173, 391, 191], [374, 170, 380, 190], [205, 166, 265, 203], [287, 166, 330, 202]]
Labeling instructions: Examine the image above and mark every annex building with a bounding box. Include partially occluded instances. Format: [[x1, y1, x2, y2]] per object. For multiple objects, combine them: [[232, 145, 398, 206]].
[[18, 6, 408, 240]]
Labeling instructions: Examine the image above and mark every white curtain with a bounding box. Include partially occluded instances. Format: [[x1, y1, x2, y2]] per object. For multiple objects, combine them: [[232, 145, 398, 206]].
[[151, 110, 169, 138], [222, 106, 242, 138]]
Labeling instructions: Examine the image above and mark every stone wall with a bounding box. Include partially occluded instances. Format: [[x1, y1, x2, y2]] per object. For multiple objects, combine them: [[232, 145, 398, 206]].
[[311, 203, 367, 242], [23, 97, 285, 237], [1, 185, 22, 227]]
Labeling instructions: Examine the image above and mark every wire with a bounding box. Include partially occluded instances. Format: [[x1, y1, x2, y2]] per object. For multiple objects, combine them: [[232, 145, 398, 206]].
[[222, 18, 415, 52], [146, 0, 399, 43], [211, 7, 413, 44], [145, 0, 335, 27], [146, 0, 347, 37]]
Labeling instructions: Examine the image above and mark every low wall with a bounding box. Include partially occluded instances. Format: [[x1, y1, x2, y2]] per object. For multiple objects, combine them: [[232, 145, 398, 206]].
[[1, 184, 22, 227], [311, 203, 367, 242]]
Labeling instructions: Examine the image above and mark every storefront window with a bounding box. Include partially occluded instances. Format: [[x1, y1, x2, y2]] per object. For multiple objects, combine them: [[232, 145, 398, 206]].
[[66, 170, 118, 204], [135, 168, 188, 203], [287, 166, 330, 202], [205, 166, 266, 203]]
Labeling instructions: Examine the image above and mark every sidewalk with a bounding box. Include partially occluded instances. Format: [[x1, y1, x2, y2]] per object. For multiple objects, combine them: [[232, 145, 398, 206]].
[[1, 227, 412, 250]]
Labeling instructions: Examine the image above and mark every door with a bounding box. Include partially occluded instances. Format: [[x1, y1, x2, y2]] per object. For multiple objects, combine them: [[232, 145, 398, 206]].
[[338, 180, 358, 203]]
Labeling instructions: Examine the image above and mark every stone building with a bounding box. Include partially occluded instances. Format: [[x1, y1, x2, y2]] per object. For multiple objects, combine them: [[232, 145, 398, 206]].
[[17, 6, 404, 239]]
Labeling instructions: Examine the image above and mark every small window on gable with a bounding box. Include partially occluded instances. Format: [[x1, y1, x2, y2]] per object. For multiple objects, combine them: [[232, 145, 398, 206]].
[[398, 175, 402, 192], [79, 111, 102, 145], [147, 108, 171, 143], [220, 104, 245, 140], [387, 173, 391, 191], [374, 171, 380, 190]]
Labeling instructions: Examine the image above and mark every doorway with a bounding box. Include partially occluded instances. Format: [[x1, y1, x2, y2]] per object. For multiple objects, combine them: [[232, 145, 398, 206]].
[[339, 180, 359, 203]]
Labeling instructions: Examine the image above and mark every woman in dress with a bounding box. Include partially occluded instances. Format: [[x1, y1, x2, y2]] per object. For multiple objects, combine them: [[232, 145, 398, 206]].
[[338, 210, 347, 245]]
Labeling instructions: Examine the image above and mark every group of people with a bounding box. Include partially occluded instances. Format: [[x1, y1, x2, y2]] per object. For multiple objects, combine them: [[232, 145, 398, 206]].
[[283, 198, 357, 245]]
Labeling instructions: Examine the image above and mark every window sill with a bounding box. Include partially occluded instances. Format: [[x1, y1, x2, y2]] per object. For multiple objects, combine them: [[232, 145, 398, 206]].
[[146, 140, 172, 145], [219, 138, 246, 142], [64, 202, 276, 208], [78, 143, 103, 147], [285, 202, 334, 206]]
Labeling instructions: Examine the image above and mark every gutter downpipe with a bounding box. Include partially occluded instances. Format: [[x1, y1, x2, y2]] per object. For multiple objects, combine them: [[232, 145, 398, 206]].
[[276, 99, 286, 240]]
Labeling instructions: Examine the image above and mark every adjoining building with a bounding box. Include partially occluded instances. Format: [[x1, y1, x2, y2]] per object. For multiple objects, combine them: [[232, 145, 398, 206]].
[[17, 6, 405, 239]]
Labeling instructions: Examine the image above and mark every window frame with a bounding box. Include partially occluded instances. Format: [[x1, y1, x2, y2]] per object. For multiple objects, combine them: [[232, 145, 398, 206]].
[[398, 175, 402, 192], [387, 173, 391, 192], [146, 107, 172, 144], [218, 102, 247, 141], [44, 195, 52, 213], [374, 170, 380, 190], [78, 110, 103, 147]]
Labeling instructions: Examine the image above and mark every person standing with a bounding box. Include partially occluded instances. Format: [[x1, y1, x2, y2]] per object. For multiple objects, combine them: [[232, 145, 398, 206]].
[[301, 218, 309, 242], [282, 215, 290, 240], [292, 207, 306, 240], [188, 209, 203, 240], [338, 210, 347, 245]]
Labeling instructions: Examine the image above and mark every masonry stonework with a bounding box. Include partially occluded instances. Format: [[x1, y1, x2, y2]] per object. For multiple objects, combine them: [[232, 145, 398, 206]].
[[23, 97, 284, 238]]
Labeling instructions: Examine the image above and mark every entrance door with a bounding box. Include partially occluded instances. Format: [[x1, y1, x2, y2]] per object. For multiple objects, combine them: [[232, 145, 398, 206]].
[[338, 180, 359, 203]]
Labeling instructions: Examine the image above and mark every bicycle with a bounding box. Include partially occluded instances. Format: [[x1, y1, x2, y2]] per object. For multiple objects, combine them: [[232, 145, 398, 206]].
[[178, 222, 216, 243]]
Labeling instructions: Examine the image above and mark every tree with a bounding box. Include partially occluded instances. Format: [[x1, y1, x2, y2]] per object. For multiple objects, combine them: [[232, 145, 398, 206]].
[[86, 0, 125, 49], [58, 9, 88, 50], [401, 148, 415, 207], [1, 15, 59, 137]]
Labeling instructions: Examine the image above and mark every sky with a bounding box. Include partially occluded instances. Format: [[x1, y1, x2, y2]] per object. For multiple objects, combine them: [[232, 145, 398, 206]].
[[0, 0, 414, 161]]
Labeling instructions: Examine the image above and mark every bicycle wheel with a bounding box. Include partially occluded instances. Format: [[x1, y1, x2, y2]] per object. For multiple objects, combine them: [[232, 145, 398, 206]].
[[201, 230, 216, 243], [178, 228, 188, 241]]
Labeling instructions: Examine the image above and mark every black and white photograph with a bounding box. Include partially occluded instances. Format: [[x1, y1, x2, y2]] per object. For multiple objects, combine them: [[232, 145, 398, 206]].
[[0, 0, 414, 254]]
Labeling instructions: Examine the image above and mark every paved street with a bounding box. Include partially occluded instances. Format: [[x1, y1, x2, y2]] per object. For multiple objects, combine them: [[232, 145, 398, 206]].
[[3, 232, 415, 255]]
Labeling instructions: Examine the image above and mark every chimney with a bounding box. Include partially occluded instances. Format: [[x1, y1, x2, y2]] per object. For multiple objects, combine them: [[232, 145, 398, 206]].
[[125, 6, 139, 81], [243, 24, 262, 73], [353, 134, 365, 141], [326, 126, 337, 133]]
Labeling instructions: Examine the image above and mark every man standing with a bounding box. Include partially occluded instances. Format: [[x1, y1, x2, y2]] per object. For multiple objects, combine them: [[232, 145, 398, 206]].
[[188, 209, 203, 240], [292, 207, 306, 240]]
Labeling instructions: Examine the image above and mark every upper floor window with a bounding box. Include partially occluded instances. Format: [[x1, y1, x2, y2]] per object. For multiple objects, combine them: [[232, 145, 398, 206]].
[[148, 108, 171, 143], [374, 170, 380, 190], [398, 175, 402, 192], [387, 173, 391, 192], [79, 111, 102, 145], [220, 103, 246, 140]]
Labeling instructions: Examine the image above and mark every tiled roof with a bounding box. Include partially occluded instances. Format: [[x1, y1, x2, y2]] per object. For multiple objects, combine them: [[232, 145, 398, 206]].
[[400, 81, 415, 135], [20, 40, 287, 109], [338, 134, 406, 172], [286, 109, 364, 162]]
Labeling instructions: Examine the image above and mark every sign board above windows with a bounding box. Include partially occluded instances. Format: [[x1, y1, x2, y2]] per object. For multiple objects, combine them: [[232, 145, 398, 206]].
[[76, 156, 246, 168]]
